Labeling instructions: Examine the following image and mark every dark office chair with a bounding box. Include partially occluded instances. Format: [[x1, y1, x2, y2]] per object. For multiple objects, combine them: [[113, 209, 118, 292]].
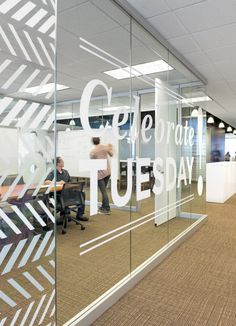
[[60, 182, 86, 234]]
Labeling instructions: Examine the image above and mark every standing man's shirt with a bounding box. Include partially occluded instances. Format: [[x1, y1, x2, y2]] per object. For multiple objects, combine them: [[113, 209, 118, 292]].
[[46, 169, 71, 183], [90, 144, 113, 180]]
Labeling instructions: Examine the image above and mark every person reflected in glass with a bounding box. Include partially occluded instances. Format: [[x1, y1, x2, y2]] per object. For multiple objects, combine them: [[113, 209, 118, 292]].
[[45, 156, 88, 221], [211, 144, 221, 162], [225, 152, 231, 161], [90, 137, 113, 214]]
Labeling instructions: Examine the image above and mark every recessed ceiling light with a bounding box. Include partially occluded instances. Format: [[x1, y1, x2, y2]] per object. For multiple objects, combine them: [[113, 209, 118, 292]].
[[182, 96, 212, 104], [69, 119, 76, 126], [219, 122, 225, 128], [227, 126, 233, 132], [207, 116, 214, 124], [234, 130, 236, 135], [22, 83, 69, 95], [104, 60, 173, 80], [191, 108, 199, 117]]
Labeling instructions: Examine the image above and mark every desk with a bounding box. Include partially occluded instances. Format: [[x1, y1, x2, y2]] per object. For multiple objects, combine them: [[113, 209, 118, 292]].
[[0, 183, 63, 201]]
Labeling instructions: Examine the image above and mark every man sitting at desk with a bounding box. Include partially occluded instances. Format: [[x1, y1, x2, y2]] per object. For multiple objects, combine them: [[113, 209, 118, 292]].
[[45, 156, 88, 221]]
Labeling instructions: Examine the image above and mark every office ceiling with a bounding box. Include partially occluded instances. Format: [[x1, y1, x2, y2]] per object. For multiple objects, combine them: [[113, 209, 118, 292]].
[[126, 0, 236, 126]]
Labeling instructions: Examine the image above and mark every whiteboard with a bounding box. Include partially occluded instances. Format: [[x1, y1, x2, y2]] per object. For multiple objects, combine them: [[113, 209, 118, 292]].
[[57, 129, 119, 177], [0, 128, 18, 175]]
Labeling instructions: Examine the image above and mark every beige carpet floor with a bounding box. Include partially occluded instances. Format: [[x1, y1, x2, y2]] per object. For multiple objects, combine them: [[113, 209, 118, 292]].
[[57, 185, 203, 325], [93, 195, 236, 326]]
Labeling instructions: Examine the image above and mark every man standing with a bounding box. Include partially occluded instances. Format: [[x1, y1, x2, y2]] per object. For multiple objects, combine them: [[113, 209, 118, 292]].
[[45, 157, 88, 221], [90, 138, 113, 214]]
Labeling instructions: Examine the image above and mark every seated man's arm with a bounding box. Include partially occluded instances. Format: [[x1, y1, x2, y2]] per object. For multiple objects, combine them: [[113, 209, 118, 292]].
[[44, 171, 54, 185]]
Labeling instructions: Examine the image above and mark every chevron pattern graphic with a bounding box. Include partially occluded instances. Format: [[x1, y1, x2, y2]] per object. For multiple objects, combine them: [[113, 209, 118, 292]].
[[0, 0, 56, 324], [0, 0, 55, 39], [0, 97, 54, 129]]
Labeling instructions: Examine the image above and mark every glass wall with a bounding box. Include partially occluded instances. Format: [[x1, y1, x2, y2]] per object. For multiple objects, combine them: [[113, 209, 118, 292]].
[[0, 0, 207, 325], [56, 1, 207, 325], [0, 0, 56, 325]]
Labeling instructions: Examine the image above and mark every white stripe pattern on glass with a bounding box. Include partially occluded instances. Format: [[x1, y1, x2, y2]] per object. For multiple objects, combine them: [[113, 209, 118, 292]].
[[37, 265, 55, 285], [7, 278, 31, 299], [0, 317, 7, 326], [0, 290, 17, 307], [12, 1, 36, 21], [38, 290, 55, 325], [0, 229, 7, 239], [23, 30, 45, 66], [0, 59, 11, 74], [25, 203, 46, 227], [18, 69, 41, 92], [2, 174, 23, 201], [38, 15, 55, 34], [0, 209, 21, 234], [28, 294, 46, 326], [26, 8, 47, 28], [38, 200, 55, 223], [16, 102, 40, 128], [41, 110, 55, 130], [0, 0, 21, 14], [18, 234, 41, 268], [23, 272, 45, 292], [19, 301, 35, 326], [2, 239, 28, 274], [29, 105, 51, 129], [2, 64, 27, 89], [9, 308, 22, 326], [11, 205, 35, 231], [32, 230, 53, 262], [32, 167, 52, 196], [37, 37, 54, 68], [8, 24, 31, 61], [0, 26, 17, 56], [1, 99, 27, 126], [0, 244, 13, 266], [80, 196, 195, 256], [0, 97, 13, 115], [45, 237, 55, 256]]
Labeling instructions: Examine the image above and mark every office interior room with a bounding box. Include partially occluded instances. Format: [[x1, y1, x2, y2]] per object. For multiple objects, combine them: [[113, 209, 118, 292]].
[[1, 0, 235, 325]]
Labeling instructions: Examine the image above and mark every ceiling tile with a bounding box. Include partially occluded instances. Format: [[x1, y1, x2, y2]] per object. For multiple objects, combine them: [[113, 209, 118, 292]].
[[175, 0, 236, 33], [185, 51, 211, 66], [126, 0, 169, 18], [193, 23, 236, 50], [165, 0, 207, 10], [58, 1, 119, 38], [168, 34, 200, 53], [58, 0, 89, 13], [214, 58, 236, 80], [195, 63, 223, 82], [148, 12, 187, 39], [206, 44, 236, 62]]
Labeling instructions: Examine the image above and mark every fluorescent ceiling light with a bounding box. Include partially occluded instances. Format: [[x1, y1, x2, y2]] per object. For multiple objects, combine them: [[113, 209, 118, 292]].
[[219, 122, 225, 128], [227, 126, 233, 132], [207, 116, 214, 124], [104, 60, 173, 80], [22, 83, 69, 95], [98, 106, 129, 112], [182, 96, 212, 104], [57, 112, 72, 118]]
